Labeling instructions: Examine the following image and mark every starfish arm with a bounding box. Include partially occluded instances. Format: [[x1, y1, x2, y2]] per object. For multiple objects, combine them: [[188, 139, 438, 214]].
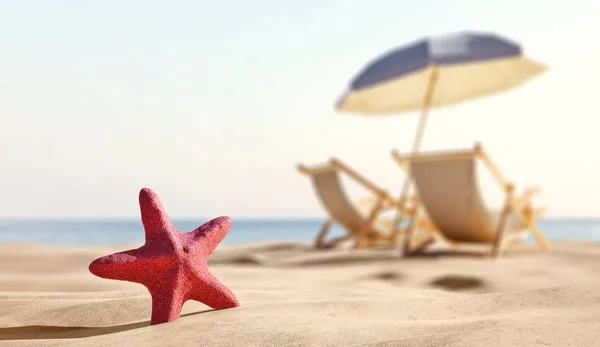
[[189, 270, 239, 310], [139, 188, 177, 243], [147, 269, 187, 324], [186, 216, 232, 258], [89, 246, 155, 283]]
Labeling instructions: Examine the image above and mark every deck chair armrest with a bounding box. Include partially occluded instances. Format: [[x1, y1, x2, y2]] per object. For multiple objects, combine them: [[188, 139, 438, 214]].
[[511, 197, 546, 219], [357, 196, 408, 223], [367, 194, 406, 211], [297, 163, 335, 175], [534, 207, 548, 217], [514, 186, 542, 210], [357, 196, 381, 213], [329, 158, 387, 197], [522, 186, 542, 200]]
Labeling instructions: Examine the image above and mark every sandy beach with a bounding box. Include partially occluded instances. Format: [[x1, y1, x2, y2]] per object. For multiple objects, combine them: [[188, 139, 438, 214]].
[[1, 242, 599, 346]]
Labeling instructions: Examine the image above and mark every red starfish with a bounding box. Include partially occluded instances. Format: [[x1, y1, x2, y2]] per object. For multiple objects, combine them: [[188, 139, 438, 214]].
[[88, 188, 239, 325]]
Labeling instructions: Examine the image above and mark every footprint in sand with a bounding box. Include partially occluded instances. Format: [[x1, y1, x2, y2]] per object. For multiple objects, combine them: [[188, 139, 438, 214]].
[[368, 271, 405, 282]]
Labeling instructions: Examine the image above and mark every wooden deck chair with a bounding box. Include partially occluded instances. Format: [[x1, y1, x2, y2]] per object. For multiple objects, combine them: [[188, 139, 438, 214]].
[[297, 158, 420, 249], [391, 143, 550, 258]]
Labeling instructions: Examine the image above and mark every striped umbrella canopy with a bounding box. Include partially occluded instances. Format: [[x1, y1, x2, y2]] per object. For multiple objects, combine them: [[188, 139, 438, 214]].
[[337, 31, 547, 152]]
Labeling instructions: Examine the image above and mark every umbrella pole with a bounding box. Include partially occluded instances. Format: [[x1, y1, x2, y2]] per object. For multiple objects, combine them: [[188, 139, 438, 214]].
[[394, 68, 438, 254], [410, 69, 438, 154]]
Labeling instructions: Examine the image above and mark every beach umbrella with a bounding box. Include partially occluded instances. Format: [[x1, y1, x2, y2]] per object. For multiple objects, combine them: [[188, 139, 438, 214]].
[[336, 31, 547, 205]]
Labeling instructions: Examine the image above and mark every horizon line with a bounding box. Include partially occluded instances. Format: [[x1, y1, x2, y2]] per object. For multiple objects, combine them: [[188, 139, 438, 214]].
[[1, 216, 599, 221]]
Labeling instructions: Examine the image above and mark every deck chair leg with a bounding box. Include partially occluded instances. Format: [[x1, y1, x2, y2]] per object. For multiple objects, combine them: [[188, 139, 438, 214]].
[[411, 224, 436, 255], [324, 235, 353, 248], [353, 234, 364, 249], [402, 208, 422, 257], [530, 224, 551, 252], [316, 223, 353, 249], [390, 227, 407, 249], [502, 231, 525, 248], [353, 228, 372, 249], [491, 202, 512, 259], [314, 219, 333, 249]]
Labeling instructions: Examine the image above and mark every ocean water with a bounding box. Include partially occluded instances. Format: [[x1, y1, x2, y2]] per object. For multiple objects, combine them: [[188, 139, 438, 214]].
[[0, 218, 599, 247]]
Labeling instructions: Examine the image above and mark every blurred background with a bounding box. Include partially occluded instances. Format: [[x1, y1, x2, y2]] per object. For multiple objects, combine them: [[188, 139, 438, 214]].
[[1, 0, 599, 246]]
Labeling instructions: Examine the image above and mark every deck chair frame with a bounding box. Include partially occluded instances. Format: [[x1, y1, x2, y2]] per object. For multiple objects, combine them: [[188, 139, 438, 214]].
[[391, 143, 551, 258], [297, 158, 419, 249]]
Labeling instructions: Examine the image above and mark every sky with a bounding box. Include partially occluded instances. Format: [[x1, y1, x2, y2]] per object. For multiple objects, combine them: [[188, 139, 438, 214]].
[[1, 0, 599, 218]]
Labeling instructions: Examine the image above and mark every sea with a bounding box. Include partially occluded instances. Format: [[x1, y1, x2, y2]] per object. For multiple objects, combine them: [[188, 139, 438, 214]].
[[0, 218, 599, 247]]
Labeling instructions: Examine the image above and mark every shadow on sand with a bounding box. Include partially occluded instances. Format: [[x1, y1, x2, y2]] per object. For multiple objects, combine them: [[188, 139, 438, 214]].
[[429, 275, 486, 291], [0, 310, 212, 340]]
